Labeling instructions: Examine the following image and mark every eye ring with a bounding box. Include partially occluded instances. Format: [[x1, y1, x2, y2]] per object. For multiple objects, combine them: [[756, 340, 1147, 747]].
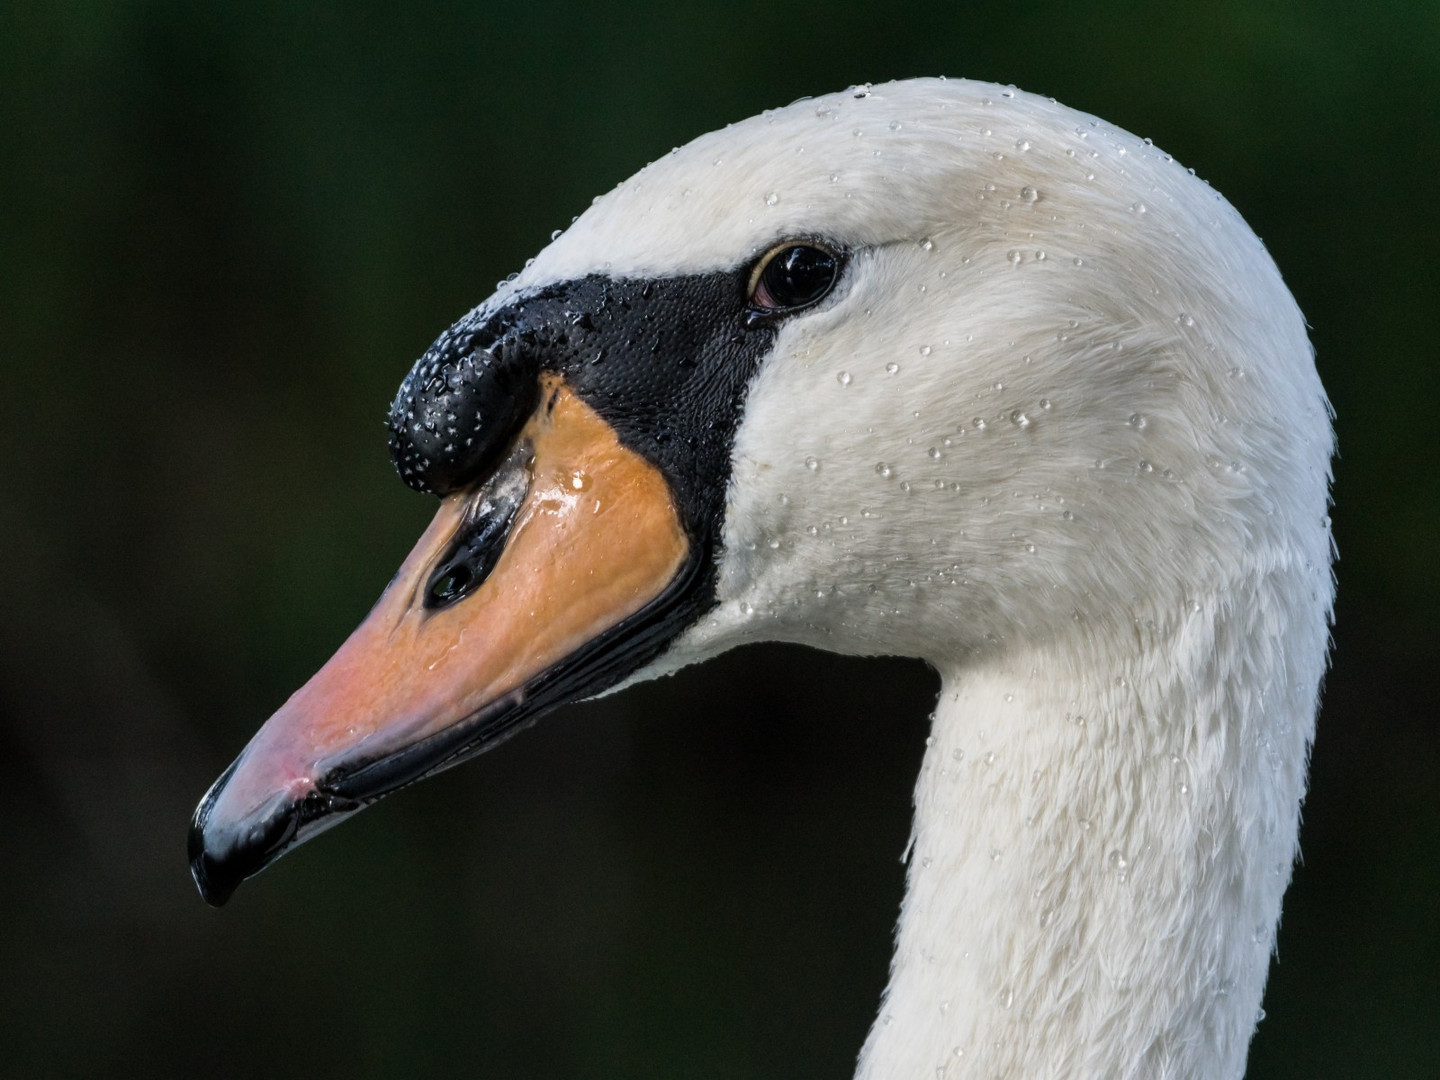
[[746, 242, 842, 314]]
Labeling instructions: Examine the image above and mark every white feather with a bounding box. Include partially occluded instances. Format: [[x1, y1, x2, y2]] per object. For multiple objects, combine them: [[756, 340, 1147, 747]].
[[516, 79, 1334, 1079]]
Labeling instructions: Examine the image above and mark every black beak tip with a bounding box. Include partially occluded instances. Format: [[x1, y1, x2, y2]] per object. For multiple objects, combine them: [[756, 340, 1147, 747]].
[[187, 766, 301, 908], [188, 813, 238, 908]]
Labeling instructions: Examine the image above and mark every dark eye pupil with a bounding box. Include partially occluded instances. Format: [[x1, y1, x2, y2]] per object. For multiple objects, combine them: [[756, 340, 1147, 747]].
[[760, 246, 837, 309]]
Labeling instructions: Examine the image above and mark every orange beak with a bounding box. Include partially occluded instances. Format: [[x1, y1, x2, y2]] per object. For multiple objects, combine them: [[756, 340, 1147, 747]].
[[189, 379, 691, 905]]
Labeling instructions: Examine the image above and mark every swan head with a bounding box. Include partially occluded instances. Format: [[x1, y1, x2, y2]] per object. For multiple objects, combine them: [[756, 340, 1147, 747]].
[[190, 78, 1332, 906]]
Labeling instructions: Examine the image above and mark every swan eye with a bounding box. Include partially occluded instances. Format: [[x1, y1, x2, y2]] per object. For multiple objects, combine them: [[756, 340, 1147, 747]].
[[750, 244, 840, 312]]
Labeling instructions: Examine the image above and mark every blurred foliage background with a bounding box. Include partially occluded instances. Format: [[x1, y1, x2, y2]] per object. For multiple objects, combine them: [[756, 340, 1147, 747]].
[[1, 1, 1436, 1076]]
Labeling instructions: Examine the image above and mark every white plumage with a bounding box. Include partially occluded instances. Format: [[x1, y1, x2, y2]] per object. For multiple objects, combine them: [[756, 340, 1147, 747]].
[[506, 79, 1334, 1079]]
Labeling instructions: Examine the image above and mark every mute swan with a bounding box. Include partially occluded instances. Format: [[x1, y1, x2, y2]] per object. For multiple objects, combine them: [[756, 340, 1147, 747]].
[[190, 78, 1334, 1079]]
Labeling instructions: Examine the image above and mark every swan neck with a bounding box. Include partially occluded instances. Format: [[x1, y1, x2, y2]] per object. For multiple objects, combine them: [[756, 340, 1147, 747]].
[[856, 598, 1320, 1080]]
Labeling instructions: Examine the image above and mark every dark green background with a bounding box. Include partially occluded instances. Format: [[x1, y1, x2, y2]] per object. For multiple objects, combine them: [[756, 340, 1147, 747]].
[[2, 2, 1436, 1077]]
